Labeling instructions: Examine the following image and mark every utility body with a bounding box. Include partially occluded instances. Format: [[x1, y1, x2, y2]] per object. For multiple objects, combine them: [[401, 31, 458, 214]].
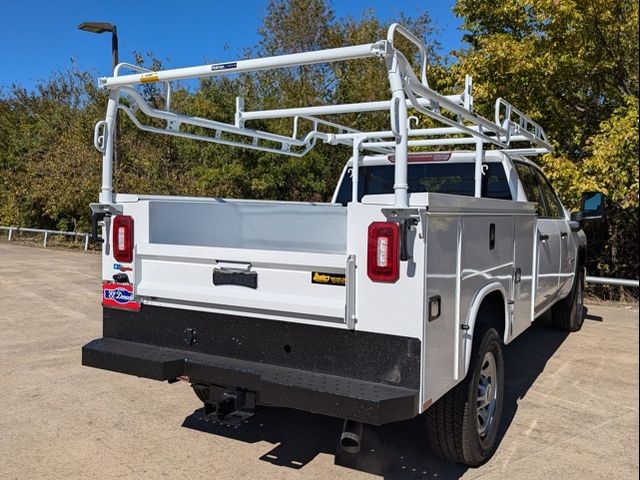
[[83, 24, 604, 466]]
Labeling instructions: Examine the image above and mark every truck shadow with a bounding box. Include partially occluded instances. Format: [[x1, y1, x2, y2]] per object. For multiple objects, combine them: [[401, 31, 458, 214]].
[[181, 312, 569, 479]]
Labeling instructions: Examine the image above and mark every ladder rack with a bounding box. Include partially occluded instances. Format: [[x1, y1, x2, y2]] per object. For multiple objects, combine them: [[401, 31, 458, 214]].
[[94, 23, 553, 208]]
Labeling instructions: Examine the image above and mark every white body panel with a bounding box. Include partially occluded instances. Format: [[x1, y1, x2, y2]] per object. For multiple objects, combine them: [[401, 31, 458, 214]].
[[102, 187, 546, 411]]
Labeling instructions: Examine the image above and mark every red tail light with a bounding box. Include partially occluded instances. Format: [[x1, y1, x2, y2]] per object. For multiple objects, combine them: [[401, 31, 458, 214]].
[[367, 222, 400, 282], [113, 215, 134, 263]]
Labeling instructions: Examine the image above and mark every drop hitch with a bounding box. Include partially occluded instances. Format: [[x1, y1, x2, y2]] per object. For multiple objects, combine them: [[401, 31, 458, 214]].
[[193, 384, 256, 427]]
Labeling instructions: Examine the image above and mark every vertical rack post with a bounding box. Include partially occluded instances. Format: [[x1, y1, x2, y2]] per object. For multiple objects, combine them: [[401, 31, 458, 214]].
[[387, 54, 409, 208], [474, 127, 484, 198], [351, 137, 364, 204], [100, 89, 120, 204]]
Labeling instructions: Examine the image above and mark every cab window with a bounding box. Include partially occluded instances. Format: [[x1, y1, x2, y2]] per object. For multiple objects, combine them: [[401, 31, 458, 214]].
[[533, 168, 564, 218], [335, 162, 512, 205], [514, 162, 564, 218], [513, 162, 545, 216]]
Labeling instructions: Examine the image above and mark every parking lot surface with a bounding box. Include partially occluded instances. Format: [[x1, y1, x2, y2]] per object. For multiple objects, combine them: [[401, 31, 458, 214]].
[[0, 243, 638, 479]]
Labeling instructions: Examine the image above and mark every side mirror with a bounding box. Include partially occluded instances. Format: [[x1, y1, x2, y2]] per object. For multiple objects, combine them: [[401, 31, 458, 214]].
[[574, 191, 606, 224]]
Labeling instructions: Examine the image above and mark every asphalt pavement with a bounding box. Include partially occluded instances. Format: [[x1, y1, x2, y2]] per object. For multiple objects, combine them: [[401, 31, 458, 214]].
[[0, 243, 638, 479]]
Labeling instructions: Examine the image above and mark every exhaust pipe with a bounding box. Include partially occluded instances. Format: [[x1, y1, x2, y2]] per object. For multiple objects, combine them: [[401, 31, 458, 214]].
[[340, 419, 364, 454]]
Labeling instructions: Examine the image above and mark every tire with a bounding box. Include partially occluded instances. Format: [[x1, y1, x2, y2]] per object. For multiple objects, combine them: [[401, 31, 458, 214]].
[[552, 265, 585, 332], [425, 328, 504, 467]]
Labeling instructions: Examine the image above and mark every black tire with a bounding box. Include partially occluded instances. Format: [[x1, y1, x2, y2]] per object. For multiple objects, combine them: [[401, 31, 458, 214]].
[[425, 328, 504, 467], [552, 265, 585, 332]]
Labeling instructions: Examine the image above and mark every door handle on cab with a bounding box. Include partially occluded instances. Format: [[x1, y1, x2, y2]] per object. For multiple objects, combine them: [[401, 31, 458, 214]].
[[539, 233, 549, 241], [560, 231, 568, 238]]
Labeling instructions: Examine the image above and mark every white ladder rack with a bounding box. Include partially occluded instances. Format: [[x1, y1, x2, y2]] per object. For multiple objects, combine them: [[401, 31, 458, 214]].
[[94, 23, 553, 208]]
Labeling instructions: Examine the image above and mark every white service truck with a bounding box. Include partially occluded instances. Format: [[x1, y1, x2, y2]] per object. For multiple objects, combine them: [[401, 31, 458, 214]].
[[82, 24, 605, 466]]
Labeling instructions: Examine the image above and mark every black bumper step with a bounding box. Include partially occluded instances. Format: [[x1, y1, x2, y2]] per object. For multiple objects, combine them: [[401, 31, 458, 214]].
[[82, 337, 419, 425]]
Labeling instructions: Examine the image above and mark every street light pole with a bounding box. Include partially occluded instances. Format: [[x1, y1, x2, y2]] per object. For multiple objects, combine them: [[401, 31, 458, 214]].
[[77, 22, 119, 71], [110, 25, 119, 69], [78, 22, 119, 170]]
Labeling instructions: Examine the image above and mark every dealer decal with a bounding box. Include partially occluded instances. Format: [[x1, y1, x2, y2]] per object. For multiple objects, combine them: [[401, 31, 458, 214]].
[[311, 272, 346, 286], [102, 281, 141, 311], [211, 62, 237, 72]]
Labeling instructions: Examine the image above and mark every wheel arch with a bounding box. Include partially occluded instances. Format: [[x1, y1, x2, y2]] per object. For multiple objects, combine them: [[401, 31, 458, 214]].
[[462, 282, 509, 377]]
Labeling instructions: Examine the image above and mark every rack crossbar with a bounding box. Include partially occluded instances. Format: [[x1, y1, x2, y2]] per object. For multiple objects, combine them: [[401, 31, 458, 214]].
[[101, 43, 384, 88]]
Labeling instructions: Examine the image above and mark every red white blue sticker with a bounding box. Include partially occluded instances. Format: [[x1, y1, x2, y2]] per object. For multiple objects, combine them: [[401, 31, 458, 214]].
[[102, 281, 141, 311]]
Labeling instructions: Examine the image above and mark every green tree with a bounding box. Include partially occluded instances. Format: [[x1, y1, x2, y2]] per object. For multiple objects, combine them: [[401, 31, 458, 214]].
[[453, 0, 638, 154], [453, 0, 639, 297], [0, 69, 106, 231]]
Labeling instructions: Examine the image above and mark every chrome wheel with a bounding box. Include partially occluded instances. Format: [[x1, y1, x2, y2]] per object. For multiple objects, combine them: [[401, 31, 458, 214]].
[[476, 351, 498, 438]]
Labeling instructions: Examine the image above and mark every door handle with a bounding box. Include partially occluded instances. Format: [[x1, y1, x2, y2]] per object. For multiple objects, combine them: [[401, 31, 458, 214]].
[[560, 231, 568, 238], [539, 233, 549, 241]]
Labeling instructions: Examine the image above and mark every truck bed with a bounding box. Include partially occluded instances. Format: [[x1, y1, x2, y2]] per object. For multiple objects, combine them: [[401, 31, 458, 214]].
[[144, 195, 347, 254]]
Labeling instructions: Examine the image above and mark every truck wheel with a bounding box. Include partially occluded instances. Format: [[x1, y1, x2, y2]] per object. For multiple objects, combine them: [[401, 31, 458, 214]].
[[552, 266, 585, 332], [425, 328, 504, 466]]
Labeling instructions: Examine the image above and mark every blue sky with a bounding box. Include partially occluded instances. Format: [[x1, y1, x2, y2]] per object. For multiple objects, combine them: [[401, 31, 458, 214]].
[[0, 0, 463, 89]]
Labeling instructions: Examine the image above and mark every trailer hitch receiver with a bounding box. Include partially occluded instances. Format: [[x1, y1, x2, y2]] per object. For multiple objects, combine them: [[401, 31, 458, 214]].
[[193, 384, 256, 427]]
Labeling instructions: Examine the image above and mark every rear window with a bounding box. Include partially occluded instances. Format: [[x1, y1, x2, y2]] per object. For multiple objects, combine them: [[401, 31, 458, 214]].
[[335, 162, 512, 205]]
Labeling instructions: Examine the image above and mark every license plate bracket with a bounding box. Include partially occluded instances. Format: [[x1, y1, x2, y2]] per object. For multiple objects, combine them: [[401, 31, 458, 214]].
[[213, 270, 258, 289]]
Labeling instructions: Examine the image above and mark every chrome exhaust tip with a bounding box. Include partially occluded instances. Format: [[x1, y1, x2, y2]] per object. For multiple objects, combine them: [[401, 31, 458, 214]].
[[340, 419, 363, 454]]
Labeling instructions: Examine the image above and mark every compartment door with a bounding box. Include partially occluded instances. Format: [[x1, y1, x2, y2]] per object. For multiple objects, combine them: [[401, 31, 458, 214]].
[[511, 215, 536, 338], [423, 216, 460, 404]]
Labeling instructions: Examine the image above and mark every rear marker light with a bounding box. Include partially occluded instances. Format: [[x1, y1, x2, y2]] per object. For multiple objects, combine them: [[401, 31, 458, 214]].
[[367, 222, 400, 283], [112, 215, 134, 264]]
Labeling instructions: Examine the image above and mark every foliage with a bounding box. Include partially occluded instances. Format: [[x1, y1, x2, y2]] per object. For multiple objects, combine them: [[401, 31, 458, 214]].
[[453, 0, 639, 298], [0, 69, 106, 231], [453, 0, 638, 155], [0, 0, 637, 298]]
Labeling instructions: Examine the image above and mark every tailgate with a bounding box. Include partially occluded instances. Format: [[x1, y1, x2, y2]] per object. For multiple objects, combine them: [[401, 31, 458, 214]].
[[135, 243, 348, 322], [111, 197, 350, 324]]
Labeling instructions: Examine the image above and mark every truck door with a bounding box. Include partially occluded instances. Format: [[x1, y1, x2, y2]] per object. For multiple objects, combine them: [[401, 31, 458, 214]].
[[535, 219, 561, 310], [533, 170, 576, 297], [514, 163, 561, 312]]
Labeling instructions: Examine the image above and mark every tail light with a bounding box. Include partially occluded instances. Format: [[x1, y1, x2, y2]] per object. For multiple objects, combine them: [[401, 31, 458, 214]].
[[367, 222, 400, 282], [113, 215, 134, 263]]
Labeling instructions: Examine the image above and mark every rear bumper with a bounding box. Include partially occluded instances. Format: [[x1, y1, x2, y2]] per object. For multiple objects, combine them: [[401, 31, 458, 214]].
[[83, 337, 418, 425], [82, 305, 421, 425]]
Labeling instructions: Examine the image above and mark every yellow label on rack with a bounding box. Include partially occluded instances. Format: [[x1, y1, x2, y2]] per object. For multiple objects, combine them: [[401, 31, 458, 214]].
[[140, 73, 159, 83]]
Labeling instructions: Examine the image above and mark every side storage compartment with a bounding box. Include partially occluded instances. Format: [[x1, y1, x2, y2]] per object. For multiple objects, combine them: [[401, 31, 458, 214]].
[[458, 215, 514, 379], [415, 193, 537, 409], [422, 216, 460, 407], [510, 214, 536, 338]]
